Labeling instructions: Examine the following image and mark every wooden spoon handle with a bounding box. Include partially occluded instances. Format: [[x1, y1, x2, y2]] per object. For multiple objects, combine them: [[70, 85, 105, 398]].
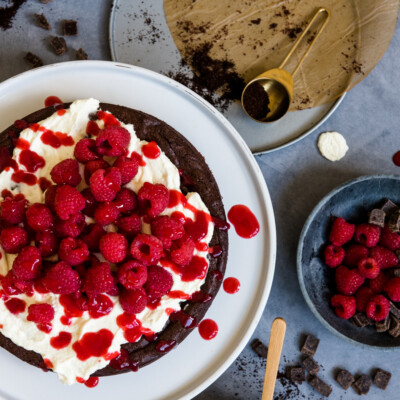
[[261, 318, 287, 400]]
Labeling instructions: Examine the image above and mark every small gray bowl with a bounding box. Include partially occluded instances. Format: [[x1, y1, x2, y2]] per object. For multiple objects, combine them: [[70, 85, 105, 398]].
[[297, 174, 400, 349]]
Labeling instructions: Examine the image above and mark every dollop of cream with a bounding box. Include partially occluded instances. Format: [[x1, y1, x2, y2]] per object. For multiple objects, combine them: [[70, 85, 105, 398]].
[[317, 131, 349, 162]]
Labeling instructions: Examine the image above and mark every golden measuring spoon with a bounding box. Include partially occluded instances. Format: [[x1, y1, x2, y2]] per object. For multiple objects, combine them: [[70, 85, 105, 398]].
[[241, 8, 330, 123]]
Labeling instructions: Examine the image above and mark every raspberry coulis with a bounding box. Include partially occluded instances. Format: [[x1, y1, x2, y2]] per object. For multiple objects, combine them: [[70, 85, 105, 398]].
[[190, 290, 212, 303], [15, 138, 30, 150], [50, 331, 72, 349], [88, 294, 113, 319], [223, 277, 240, 294], [44, 96, 63, 108], [227, 204, 260, 238], [393, 151, 400, 167], [198, 319, 218, 340], [155, 339, 176, 353], [142, 141, 161, 159], [117, 313, 153, 343], [11, 170, 37, 185], [4, 298, 26, 314], [72, 329, 114, 361], [19, 149, 45, 172], [169, 310, 197, 329], [41, 129, 74, 148], [168, 290, 190, 300], [97, 111, 120, 126], [86, 120, 100, 136], [76, 376, 99, 388], [160, 256, 208, 282]]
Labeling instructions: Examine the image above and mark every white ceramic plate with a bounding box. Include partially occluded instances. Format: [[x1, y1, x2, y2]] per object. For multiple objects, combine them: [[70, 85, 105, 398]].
[[109, 0, 344, 154], [0, 61, 276, 400]]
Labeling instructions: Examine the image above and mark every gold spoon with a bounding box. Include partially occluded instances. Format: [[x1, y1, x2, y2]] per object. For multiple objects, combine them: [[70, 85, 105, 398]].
[[241, 8, 330, 123]]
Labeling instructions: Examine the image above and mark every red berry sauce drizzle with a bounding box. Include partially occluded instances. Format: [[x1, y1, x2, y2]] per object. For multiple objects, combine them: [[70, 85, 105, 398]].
[[76, 376, 99, 388], [223, 277, 241, 294], [44, 96, 63, 108], [142, 141, 161, 159], [198, 319, 218, 340], [393, 151, 400, 167]]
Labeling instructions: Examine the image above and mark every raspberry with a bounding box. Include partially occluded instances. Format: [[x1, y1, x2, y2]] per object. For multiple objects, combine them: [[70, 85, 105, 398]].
[[83, 262, 114, 295], [114, 188, 137, 215], [0, 272, 22, 296], [55, 213, 86, 238], [343, 244, 369, 268], [27, 303, 54, 324], [379, 225, 400, 250], [12, 246, 42, 281], [0, 227, 28, 253], [74, 138, 99, 163], [113, 156, 139, 184], [170, 236, 195, 266], [26, 203, 54, 232], [357, 257, 380, 279], [0, 197, 27, 224], [354, 223, 381, 247], [35, 230, 58, 257], [385, 277, 400, 302], [366, 295, 390, 321], [90, 168, 122, 202], [138, 182, 169, 218], [119, 287, 147, 314], [143, 265, 172, 299], [368, 272, 390, 294], [96, 125, 131, 156], [150, 216, 185, 249], [44, 185, 57, 210], [117, 213, 142, 239], [355, 286, 374, 312], [329, 217, 355, 246], [130, 234, 164, 265], [330, 294, 356, 319], [118, 260, 147, 289], [55, 185, 85, 220], [94, 202, 120, 225], [81, 223, 105, 252], [323, 244, 345, 268], [81, 188, 98, 217], [335, 265, 364, 295], [84, 159, 110, 185], [107, 271, 120, 296], [42, 261, 81, 294], [59, 238, 89, 266], [99, 233, 128, 263], [369, 246, 398, 269], [50, 159, 81, 186]]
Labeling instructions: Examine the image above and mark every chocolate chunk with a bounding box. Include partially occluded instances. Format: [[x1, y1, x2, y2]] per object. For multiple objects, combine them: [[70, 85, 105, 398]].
[[24, 52, 43, 68], [336, 369, 355, 390], [286, 366, 306, 383], [300, 334, 319, 356], [250, 338, 268, 358], [388, 316, 400, 337], [34, 13, 51, 30], [302, 356, 319, 375], [62, 19, 78, 36], [76, 48, 88, 60], [388, 210, 400, 233], [375, 316, 390, 333], [374, 368, 392, 390], [353, 374, 372, 395], [389, 302, 400, 319], [50, 36, 67, 55], [308, 375, 332, 397], [380, 199, 399, 215], [351, 312, 373, 328], [368, 209, 385, 228]]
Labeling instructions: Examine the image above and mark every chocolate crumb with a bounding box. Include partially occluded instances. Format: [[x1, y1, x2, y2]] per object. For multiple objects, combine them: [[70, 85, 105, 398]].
[[353, 374, 372, 395], [368, 209, 385, 228], [62, 19, 78, 36], [302, 356, 319, 375], [308, 375, 332, 397], [374, 368, 391, 390], [24, 52, 43, 68], [269, 23, 277, 29], [336, 369, 355, 390], [242, 82, 270, 120], [0, 0, 27, 31], [250, 338, 268, 358], [250, 18, 261, 25], [286, 366, 306, 383], [50, 36, 67, 55], [34, 13, 51, 30], [76, 48, 88, 60], [300, 334, 319, 356]]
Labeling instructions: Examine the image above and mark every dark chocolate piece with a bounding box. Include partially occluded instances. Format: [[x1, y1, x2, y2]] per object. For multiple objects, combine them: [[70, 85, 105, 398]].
[[353, 374, 372, 395], [374, 368, 392, 390], [302, 356, 319, 375], [24, 52, 43, 68], [336, 369, 355, 390], [368, 209, 385, 228], [300, 334, 319, 356], [34, 13, 51, 30], [380, 199, 399, 215], [286, 366, 306, 383], [62, 19, 77, 36], [375, 316, 390, 333], [389, 302, 400, 319], [50, 36, 67, 55], [388, 210, 400, 233], [389, 316, 400, 337], [308, 375, 332, 397], [250, 338, 268, 358], [351, 312, 373, 328], [76, 48, 88, 60]]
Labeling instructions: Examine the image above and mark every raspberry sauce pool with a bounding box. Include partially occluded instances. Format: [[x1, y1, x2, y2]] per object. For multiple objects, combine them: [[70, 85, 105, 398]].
[[198, 319, 218, 340], [227, 204, 260, 238], [223, 277, 241, 294]]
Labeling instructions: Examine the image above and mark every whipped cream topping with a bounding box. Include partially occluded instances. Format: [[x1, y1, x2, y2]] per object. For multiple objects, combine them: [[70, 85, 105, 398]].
[[317, 131, 349, 162], [0, 99, 214, 384]]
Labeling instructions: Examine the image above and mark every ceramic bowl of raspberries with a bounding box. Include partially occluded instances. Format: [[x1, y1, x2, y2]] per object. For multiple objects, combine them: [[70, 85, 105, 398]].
[[297, 175, 400, 348]]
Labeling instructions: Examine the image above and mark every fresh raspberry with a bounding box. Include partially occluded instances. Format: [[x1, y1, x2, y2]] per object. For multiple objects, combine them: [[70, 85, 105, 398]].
[[81, 188, 98, 218], [113, 156, 139, 184], [355, 286, 374, 312], [12, 246, 42, 281], [82, 262, 114, 295], [379, 224, 400, 250], [26, 203, 54, 232], [138, 182, 169, 218], [56, 212, 86, 238], [13, 278, 33, 294], [94, 202, 120, 225], [343, 244, 369, 268], [329, 217, 355, 246], [143, 265, 173, 299], [35, 230, 58, 257], [95, 125, 131, 156], [366, 295, 390, 321], [44, 185, 57, 210], [385, 277, 400, 302], [50, 159, 81, 186], [323, 244, 345, 268], [0, 197, 27, 224], [55, 185, 85, 220], [357, 257, 380, 279], [330, 294, 356, 319], [84, 159, 110, 184], [130, 234, 164, 265], [118, 260, 147, 289], [106, 270, 120, 296], [369, 246, 398, 270], [27, 303, 54, 324], [354, 223, 381, 247], [42, 261, 81, 294], [114, 188, 137, 215], [99, 233, 128, 263], [117, 213, 142, 239], [59, 238, 89, 266], [170, 236, 195, 266], [335, 265, 365, 295], [150, 216, 185, 249], [0, 226, 28, 253], [0, 271, 22, 296], [81, 223, 105, 252], [119, 287, 147, 314], [74, 138, 99, 163], [368, 271, 390, 293], [90, 168, 122, 202]]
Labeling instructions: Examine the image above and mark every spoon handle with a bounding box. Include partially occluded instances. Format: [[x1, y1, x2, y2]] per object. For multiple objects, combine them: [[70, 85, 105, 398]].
[[261, 318, 287, 400]]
